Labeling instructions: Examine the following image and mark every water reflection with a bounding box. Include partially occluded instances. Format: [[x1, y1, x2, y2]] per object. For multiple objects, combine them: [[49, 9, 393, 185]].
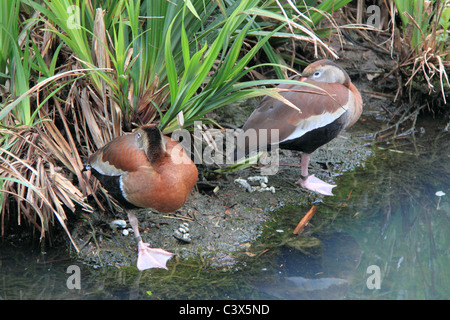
[[327, 120, 449, 299], [0, 244, 79, 299], [255, 117, 449, 300], [256, 232, 361, 299]]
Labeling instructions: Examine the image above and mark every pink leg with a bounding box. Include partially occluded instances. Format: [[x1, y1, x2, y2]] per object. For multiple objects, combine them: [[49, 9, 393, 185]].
[[127, 211, 173, 270], [300, 153, 311, 177], [295, 153, 336, 196]]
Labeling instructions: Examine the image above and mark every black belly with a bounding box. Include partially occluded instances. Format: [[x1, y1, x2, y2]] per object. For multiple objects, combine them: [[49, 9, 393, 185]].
[[279, 117, 344, 154], [90, 169, 138, 209]]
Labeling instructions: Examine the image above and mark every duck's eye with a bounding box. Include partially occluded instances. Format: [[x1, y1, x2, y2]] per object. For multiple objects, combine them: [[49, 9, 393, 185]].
[[313, 71, 321, 77]]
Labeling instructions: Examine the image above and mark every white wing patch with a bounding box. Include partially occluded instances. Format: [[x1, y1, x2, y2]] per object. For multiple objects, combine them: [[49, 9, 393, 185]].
[[119, 176, 130, 202], [91, 155, 127, 176], [280, 106, 348, 143]]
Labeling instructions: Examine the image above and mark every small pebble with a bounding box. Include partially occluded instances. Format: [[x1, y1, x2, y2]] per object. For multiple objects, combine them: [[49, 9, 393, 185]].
[[111, 219, 127, 228], [234, 176, 275, 193], [247, 176, 268, 184], [173, 222, 192, 243], [173, 230, 192, 243]]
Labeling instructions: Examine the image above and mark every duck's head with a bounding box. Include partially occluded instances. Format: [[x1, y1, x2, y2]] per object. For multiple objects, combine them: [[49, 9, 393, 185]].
[[136, 124, 167, 162], [302, 59, 351, 87]]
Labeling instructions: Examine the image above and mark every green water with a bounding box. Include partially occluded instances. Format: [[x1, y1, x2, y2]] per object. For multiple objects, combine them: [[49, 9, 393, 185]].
[[1, 118, 448, 300]]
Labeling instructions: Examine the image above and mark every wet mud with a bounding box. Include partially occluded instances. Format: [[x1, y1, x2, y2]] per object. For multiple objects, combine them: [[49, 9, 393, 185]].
[[71, 120, 373, 269], [70, 42, 441, 271]]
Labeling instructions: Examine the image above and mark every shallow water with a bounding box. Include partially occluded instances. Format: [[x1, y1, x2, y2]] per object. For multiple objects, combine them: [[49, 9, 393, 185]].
[[1, 117, 448, 300]]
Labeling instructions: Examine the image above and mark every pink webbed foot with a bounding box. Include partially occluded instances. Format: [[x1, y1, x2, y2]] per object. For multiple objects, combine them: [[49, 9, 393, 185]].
[[296, 174, 336, 196], [136, 241, 174, 270]]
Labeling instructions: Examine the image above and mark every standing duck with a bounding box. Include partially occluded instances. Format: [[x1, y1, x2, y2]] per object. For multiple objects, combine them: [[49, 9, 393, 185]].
[[84, 124, 198, 270], [240, 59, 363, 196]]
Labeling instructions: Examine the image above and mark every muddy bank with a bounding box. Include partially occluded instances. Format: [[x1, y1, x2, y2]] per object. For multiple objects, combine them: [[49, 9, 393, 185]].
[[71, 122, 373, 269], [71, 43, 408, 269]]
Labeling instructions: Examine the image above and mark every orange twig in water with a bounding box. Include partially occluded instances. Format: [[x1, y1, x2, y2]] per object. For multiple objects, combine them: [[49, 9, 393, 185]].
[[293, 205, 318, 235]]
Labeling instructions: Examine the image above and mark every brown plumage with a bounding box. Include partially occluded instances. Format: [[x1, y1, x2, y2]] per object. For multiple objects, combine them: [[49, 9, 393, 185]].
[[240, 59, 363, 196], [85, 124, 198, 270]]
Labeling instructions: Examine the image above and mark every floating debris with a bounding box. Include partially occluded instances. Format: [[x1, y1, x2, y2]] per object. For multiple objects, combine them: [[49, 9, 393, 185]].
[[293, 205, 318, 235], [435, 191, 445, 210], [397, 256, 404, 269]]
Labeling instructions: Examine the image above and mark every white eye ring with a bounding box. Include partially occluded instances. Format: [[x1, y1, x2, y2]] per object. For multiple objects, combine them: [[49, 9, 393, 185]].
[[313, 71, 321, 77]]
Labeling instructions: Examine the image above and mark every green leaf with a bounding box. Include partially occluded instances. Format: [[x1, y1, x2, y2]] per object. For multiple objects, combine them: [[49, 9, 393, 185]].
[[184, 0, 200, 20], [164, 18, 179, 105]]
